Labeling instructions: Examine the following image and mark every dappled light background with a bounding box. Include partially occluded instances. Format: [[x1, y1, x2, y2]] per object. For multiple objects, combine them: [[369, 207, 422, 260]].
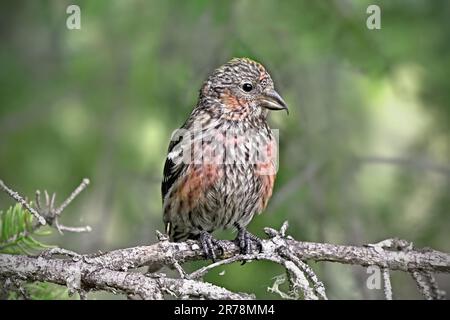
[[0, 0, 449, 299]]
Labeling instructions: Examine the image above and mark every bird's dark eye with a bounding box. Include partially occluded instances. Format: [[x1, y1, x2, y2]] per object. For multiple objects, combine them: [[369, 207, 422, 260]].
[[242, 83, 253, 92]]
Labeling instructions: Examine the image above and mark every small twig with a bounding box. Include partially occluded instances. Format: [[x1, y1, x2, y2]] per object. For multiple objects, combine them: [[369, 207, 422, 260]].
[[423, 272, 446, 300], [50, 192, 56, 214], [35, 190, 42, 213], [382, 268, 393, 300], [172, 260, 188, 279], [54, 178, 90, 217], [35, 179, 91, 234], [267, 275, 295, 299], [264, 222, 325, 300], [411, 270, 445, 300], [56, 224, 92, 233], [367, 238, 413, 252], [0, 180, 46, 225], [39, 247, 81, 261], [156, 230, 169, 242], [279, 247, 327, 299], [283, 259, 317, 300], [78, 289, 88, 300], [0, 179, 92, 249], [44, 190, 50, 212], [411, 271, 433, 300], [189, 254, 250, 280]]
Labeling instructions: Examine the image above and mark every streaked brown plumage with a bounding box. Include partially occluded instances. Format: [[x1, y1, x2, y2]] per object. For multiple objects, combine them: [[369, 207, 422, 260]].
[[161, 57, 288, 260]]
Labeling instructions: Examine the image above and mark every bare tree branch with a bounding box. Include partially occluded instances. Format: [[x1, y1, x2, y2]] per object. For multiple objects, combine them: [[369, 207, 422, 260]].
[[1, 180, 449, 300], [54, 178, 90, 217], [0, 251, 253, 300], [73, 235, 449, 275], [34, 179, 92, 234], [0, 179, 91, 242], [1, 229, 449, 299], [382, 268, 393, 300], [0, 180, 46, 225], [410, 270, 446, 300]]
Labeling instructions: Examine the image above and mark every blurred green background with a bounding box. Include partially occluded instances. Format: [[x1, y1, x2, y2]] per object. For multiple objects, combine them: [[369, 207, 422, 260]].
[[0, 0, 449, 299]]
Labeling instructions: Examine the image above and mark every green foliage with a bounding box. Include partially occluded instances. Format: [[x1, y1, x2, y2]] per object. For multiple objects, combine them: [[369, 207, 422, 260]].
[[0, 204, 53, 255], [0, 204, 70, 300], [25, 282, 70, 300], [7, 282, 71, 300]]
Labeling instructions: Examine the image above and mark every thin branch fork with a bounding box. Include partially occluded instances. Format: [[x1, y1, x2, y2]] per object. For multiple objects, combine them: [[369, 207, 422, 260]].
[[77, 235, 450, 275], [0, 178, 91, 238]]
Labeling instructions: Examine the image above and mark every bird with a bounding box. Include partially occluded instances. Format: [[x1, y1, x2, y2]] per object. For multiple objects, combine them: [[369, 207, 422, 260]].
[[161, 57, 288, 261]]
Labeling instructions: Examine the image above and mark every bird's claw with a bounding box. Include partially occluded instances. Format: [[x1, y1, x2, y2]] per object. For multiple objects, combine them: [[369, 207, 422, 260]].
[[199, 231, 224, 262], [235, 226, 262, 256]]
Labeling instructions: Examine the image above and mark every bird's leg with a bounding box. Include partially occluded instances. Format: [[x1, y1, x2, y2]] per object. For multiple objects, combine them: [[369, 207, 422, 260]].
[[198, 231, 224, 262], [234, 223, 263, 255]]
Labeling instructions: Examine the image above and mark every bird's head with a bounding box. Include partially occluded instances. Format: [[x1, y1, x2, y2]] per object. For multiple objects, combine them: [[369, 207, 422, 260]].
[[199, 58, 288, 120]]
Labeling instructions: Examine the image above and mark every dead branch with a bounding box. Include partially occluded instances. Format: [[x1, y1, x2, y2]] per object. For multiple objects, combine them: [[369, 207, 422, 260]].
[[1, 226, 449, 299], [0, 179, 449, 300]]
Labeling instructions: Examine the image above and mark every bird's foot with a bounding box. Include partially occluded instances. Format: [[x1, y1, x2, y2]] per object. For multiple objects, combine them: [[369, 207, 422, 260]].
[[234, 224, 263, 255], [198, 231, 224, 262]]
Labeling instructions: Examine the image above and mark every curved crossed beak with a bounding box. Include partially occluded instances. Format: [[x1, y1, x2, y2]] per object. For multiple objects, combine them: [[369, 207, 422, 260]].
[[259, 89, 289, 115]]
